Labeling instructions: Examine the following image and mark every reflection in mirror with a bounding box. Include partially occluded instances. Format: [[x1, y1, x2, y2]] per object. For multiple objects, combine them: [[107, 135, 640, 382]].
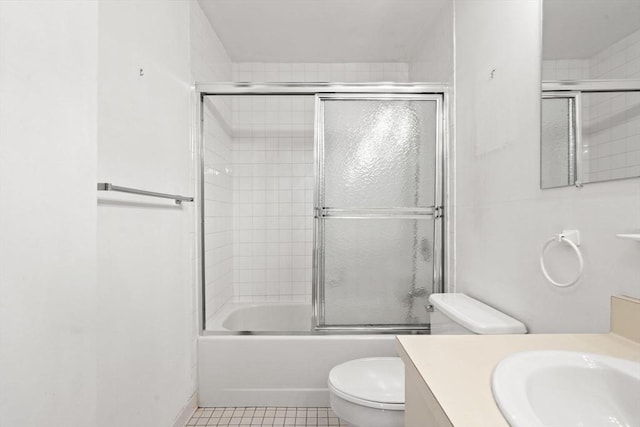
[[541, 0, 640, 188], [541, 95, 577, 188]]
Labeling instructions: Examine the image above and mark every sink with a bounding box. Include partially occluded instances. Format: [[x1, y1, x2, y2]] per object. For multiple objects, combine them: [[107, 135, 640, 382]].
[[492, 351, 640, 427]]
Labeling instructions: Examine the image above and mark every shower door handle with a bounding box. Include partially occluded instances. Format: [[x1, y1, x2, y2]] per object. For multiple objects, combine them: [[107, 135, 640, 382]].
[[314, 207, 438, 219]]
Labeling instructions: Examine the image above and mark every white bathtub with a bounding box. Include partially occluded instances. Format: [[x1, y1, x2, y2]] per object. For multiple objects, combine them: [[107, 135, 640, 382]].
[[207, 302, 311, 332], [199, 302, 398, 407]]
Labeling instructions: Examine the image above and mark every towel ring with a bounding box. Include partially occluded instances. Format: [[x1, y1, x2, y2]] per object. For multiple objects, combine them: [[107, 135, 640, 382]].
[[540, 234, 584, 287]]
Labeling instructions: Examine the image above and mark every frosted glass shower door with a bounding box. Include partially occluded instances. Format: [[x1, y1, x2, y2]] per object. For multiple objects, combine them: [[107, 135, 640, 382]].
[[314, 95, 443, 330]]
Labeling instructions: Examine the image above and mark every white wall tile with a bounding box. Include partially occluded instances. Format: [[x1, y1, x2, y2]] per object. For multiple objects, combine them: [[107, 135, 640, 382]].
[[225, 62, 408, 303], [230, 93, 314, 302], [193, 1, 234, 326]]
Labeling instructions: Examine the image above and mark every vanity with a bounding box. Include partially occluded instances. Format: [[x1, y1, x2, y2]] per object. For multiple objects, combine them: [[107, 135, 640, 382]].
[[396, 296, 640, 427]]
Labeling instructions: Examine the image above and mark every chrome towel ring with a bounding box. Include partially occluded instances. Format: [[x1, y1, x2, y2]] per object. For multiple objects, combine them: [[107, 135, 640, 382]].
[[540, 230, 584, 288]]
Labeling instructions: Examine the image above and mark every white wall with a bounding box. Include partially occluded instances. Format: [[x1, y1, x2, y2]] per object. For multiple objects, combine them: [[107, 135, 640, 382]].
[[409, 0, 454, 82], [97, 1, 196, 425], [191, 1, 233, 83], [0, 1, 98, 426], [454, 0, 640, 333]]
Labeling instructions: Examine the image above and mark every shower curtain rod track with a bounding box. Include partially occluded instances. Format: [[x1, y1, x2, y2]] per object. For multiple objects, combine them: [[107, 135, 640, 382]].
[[196, 82, 450, 96], [542, 79, 640, 93]]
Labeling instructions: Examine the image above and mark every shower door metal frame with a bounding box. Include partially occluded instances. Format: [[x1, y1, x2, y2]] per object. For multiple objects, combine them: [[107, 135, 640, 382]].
[[541, 91, 582, 188], [313, 93, 444, 332], [195, 83, 449, 335]]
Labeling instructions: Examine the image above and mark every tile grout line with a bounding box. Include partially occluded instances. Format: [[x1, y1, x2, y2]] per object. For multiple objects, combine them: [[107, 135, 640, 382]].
[[187, 406, 347, 426]]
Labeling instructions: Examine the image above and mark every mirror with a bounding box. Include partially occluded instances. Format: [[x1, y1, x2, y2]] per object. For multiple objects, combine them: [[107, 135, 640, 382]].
[[541, 0, 640, 188]]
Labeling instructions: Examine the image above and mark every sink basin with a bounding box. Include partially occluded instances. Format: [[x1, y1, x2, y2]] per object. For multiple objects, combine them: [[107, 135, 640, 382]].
[[492, 351, 640, 427]]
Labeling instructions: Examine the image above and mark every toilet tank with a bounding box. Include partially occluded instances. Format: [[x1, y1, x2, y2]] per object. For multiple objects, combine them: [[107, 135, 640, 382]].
[[429, 293, 527, 335]]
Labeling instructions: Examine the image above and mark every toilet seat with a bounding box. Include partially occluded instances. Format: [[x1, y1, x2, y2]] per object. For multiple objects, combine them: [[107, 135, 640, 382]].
[[328, 357, 405, 410]]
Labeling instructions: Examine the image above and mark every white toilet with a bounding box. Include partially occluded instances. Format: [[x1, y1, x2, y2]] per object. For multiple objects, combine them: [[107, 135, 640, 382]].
[[328, 357, 404, 427], [327, 293, 527, 427]]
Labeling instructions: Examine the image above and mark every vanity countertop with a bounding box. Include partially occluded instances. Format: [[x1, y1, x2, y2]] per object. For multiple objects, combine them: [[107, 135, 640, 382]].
[[396, 332, 640, 427]]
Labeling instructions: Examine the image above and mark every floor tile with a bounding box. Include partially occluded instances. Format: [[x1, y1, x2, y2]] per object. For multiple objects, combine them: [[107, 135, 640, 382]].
[[187, 407, 349, 427]]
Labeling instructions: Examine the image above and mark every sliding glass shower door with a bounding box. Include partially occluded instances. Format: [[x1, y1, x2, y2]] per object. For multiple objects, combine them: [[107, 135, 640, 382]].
[[313, 94, 443, 331]]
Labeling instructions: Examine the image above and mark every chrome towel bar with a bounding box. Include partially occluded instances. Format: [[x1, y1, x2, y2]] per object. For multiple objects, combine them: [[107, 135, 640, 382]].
[[97, 183, 194, 205]]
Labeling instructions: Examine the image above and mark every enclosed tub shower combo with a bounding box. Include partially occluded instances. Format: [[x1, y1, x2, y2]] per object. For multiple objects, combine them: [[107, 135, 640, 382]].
[[197, 83, 448, 407]]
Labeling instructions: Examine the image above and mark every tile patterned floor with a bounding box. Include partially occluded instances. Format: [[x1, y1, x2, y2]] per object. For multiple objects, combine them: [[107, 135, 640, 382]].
[[187, 407, 349, 426]]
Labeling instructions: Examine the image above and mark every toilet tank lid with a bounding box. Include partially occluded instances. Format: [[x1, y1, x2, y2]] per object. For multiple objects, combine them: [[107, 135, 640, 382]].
[[429, 293, 527, 334]]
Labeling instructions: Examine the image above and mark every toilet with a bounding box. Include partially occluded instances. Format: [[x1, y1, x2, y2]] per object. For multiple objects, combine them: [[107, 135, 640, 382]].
[[328, 357, 405, 427], [327, 293, 528, 427]]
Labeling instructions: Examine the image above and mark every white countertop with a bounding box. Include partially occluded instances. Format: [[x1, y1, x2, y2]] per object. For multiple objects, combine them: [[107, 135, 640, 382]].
[[396, 333, 640, 427]]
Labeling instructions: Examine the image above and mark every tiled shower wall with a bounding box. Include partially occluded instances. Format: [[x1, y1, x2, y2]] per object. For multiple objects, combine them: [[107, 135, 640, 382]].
[[192, 0, 234, 321], [204, 98, 234, 315], [585, 28, 640, 182], [231, 94, 315, 303], [542, 28, 640, 182], [230, 62, 409, 304]]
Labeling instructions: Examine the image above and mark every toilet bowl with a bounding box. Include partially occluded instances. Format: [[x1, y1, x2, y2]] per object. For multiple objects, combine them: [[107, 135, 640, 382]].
[[328, 293, 528, 426], [328, 357, 404, 427]]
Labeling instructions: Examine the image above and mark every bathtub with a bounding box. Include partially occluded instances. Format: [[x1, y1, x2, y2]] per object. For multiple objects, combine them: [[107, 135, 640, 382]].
[[207, 302, 312, 332], [199, 302, 399, 407]]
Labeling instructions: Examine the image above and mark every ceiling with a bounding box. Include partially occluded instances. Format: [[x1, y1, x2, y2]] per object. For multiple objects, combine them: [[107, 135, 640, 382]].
[[198, 0, 449, 63], [543, 0, 640, 59]]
